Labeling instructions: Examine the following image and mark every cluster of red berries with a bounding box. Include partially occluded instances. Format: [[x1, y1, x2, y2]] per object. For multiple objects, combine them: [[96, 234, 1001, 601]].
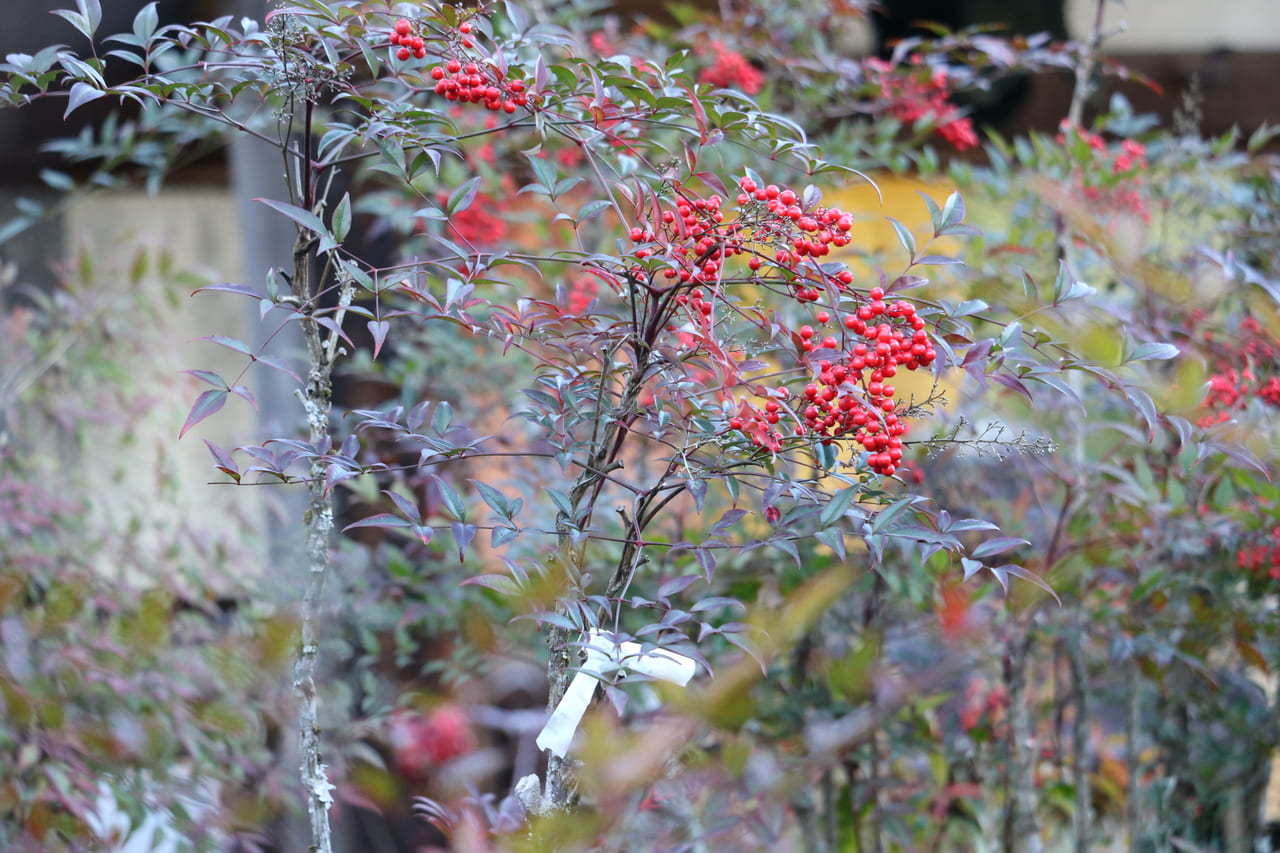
[[795, 290, 933, 476], [565, 276, 600, 314], [622, 176, 938, 475], [1197, 314, 1280, 426], [429, 58, 529, 113], [628, 178, 857, 298], [388, 18, 426, 61], [864, 58, 978, 152], [418, 189, 508, 248], [1237, 527, 1280, 581], [698, 41, 764, 95], [1059, 123, 1150, 222], [387, 705, 476, 779]]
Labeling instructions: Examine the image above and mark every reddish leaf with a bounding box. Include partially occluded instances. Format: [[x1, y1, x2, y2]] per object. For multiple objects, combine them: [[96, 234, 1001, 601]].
[[368, 319, 390, 359]]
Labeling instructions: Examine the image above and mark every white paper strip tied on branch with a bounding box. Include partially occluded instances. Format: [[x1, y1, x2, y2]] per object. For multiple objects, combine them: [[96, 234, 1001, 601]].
[[536, 630, 697, 759]]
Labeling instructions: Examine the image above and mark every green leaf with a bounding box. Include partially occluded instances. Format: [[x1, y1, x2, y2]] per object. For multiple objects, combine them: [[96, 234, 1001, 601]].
[[470, 479, 513, 519], [432, 400, 452, 434], [63, 81, 104, 119], [331, 192, 351, 243], [447, 176, 483, 214], [132, 2, 159, 41], [1128, 342, 1179, 362], [886, 217, 916, 261], [433, 476, 467, 522], [939, 190, 964, 229], [820, 484, 862, 529]]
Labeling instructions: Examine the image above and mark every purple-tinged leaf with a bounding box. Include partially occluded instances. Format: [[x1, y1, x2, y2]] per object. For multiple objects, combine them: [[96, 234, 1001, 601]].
[[658, 574, 701, 600], [710, 508, 749, 536], [192, 282, 260, 298], [769, 537, 801, 568], [914, 255, 964, 266], [256, 197, 337, 251], [203, 439, 238, 474], [343, 513, 413, 532], [309, 315, 353, 348], [690, 596, 744, 613], [62, 81, 104, 118], [687, 477, 707, 513], [722, 632, 767, 675], [1123, 385, 1158, 442], [693, 547, 717, 580], [993, 564, 1061, 604], [368, 319, 389, 359], [451, 522, 476, 562], [254, 354, 302, 384], [961, 557, 984, 581], [325, 465, 361, 495], [888, 275, 929, 292], [382, 489, 422, 524], [182, 369, 228, 389], [180, 389, 226, 438], [410, 525, 433, 545], [229, 385, 257, 410], [971, 537, 1031, 560], [992, 371, 1033, 403], [461, 573, 524, 596], [198, 335, 254, 357], [491, 525, 520, 548]]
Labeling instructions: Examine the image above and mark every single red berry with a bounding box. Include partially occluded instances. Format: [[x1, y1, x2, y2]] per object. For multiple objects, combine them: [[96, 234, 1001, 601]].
[[395, 19, 412, 36], [816, 310, 830, 324], [396, 47, 411, 61], [459, 22, 473, 34]]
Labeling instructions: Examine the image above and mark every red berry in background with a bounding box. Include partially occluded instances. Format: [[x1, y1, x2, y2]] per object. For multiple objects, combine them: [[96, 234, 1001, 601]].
[[387, 705, 477, 780], [459, 21, 473, 34]]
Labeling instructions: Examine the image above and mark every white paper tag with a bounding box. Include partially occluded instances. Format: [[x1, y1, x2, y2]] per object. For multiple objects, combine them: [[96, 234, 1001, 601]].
[[536, 630, 696, 758]]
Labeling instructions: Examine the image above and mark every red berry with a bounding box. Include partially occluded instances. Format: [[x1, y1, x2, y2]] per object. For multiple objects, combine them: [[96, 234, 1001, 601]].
[[816, 310, 830, 324], [396, 47, 411, 61], [460, 22, 473, 34], [395, 19, 412, 36]]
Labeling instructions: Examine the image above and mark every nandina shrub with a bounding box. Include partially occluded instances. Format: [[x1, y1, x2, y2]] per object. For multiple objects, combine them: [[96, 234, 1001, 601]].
[[2, 0, 1274, 850]]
